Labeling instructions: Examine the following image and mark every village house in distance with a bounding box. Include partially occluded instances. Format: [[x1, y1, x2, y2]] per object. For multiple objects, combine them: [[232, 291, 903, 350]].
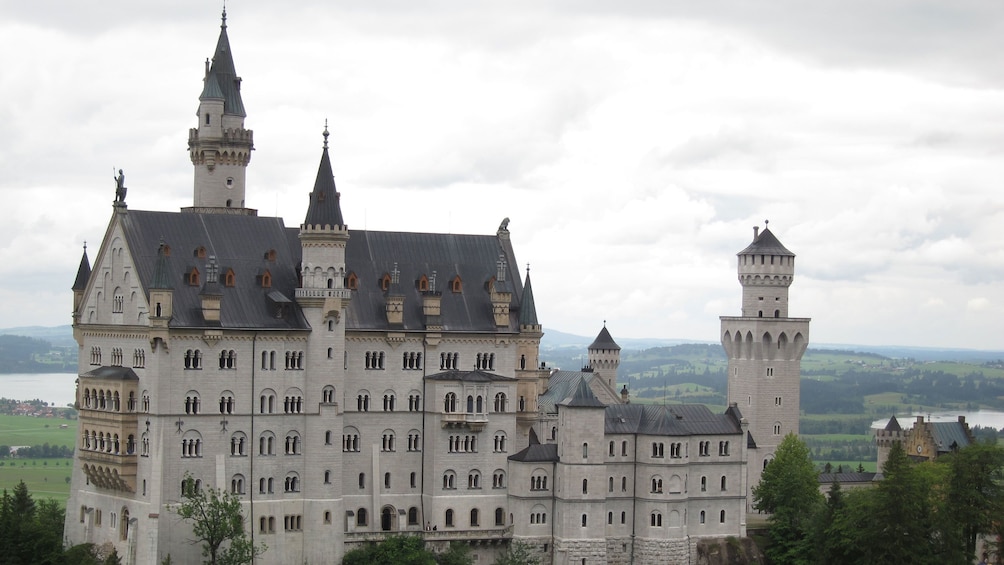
[[63, 10, 810, 565]]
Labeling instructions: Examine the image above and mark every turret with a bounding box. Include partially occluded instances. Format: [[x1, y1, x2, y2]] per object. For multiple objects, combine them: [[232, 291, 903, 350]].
[[72, 243, 91, 322], [587, 323, 621, 389], [186, 8, 255, 214], [721, 222, 810, 510], [737, 222, 795, 318]]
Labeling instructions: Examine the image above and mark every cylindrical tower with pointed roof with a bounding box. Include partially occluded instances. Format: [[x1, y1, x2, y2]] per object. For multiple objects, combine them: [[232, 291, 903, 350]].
[[587, 323, 620, 389], [721, 223, 810, 510], [187, 9, 255, 213]]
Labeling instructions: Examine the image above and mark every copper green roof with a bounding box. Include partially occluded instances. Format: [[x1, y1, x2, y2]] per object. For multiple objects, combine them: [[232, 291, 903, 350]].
[[738, 227, 794, 257]]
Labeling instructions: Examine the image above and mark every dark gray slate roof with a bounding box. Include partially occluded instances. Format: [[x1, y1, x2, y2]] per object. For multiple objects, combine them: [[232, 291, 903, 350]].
[[884, 415, 902, 432], [509, 443, 558, 463], [604, 403, 742, 437], [82, 366, 139, 381], [538, 371, 596, 413], [588, 325, 620, 351], [559, 376, 606, 408], [200, 10, 246, 117], [929, 421, 972, 453], [518, 271, 538, 326], [73, 247, 91, 291], [121, 210, 308, 330], [114, 206, 523, 333], [425, 369, 515, 382], [302, 138, 344, 228], [330, 229, 524, 332], [738, 227, 794, 257]]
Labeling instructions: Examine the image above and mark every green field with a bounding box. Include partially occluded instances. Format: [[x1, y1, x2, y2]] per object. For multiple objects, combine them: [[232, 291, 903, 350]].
[[0, 414, 76, 504], [0, 414, 77, 447], [0, 458, 73, 504]]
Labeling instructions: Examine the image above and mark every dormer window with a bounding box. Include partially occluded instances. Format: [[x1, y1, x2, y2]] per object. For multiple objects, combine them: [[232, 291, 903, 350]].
[[346, 272, 358, 290], [258, 270, 272, 289], [194, 246, 207, 259], [380, 274, 391, 292], [162, 244, 172, 257], [224, 269, 236, 288], [187, 267, 200, 286], [451, 276, 463, 293], [264, 249, 277, 262], [417, 275, 429, 292]]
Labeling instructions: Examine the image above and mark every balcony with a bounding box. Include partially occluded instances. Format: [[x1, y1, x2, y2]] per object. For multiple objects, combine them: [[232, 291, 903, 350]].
[[441, 413, 489, 432]]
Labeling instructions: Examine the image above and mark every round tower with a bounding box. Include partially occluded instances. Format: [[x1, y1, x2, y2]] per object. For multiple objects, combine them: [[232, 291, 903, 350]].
[[587, 323, 620, 389], [721, 223, 810, 510], [187, 9, 255, 213]]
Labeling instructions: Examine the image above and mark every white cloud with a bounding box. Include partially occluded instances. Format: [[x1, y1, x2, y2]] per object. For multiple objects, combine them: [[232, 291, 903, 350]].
[[1, 3, 1002, 351]]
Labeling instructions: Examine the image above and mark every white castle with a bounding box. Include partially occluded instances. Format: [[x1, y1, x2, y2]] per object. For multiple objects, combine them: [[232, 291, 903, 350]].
[[64, 11, 808, 564]]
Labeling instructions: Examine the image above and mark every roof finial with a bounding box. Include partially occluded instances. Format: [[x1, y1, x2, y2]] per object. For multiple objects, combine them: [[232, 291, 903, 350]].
[[526, 263, 530, 274], [323, 119, 329, 150], [83, 241, 87, 252], [764, 219, 769, 227], [603, 319, 607, 327], [221, 2, 227, 27]]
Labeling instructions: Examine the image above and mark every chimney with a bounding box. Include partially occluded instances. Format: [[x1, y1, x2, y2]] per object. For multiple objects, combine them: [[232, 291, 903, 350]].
[[753, 226, 760, 239]]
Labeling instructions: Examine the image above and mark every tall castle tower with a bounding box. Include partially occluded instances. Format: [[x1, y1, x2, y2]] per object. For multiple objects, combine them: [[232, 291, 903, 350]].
[[720, 223, 810, 503], [186, 9, 255, 213], [587, 324, 620, 389]]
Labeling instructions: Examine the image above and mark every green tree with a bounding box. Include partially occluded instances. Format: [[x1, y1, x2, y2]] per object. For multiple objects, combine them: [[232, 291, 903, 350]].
[[342, 535, 436, 565], [172, 475, 266, 565], [436, 541, 474, 565], [494, 540, 540, 565], [860, 441, 941, 565], [944, 441, 1004, 561], [752, 433, 823, 565]]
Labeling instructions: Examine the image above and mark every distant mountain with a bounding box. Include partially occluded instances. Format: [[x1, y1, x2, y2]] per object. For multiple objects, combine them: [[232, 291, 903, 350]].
[[0, 325, 75, 348], [541, 328, 713, 351], [1, 325, 999, 364], [542, 328, 1003, 363]]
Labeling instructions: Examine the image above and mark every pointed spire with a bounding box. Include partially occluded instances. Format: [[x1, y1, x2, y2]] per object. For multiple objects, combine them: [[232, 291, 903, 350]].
[[150, 240, 173, 290], [519, 264, 539, 327], [560, 376, 605, 408], [72, 243, 91, 291], [303, 125, 345, 228], [200, 7, 245, 116], [589, 323, 621, 351]]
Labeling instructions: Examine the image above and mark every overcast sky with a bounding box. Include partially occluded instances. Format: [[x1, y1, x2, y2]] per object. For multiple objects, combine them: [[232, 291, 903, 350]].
[[1, 1, 1002, 350]]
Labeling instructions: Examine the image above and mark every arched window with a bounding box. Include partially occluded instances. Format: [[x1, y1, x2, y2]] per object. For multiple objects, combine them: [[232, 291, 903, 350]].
[[494, 392, 507, 412], [470, 508, 480, 527], [495, 507, 505, 526], [357, 508, 368, 526], [445, 509, 455, 528], [582, 442, 588, 458]]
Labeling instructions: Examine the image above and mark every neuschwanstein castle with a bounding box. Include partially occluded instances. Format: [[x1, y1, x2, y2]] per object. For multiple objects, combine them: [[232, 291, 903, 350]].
[[64, 11, 809, 565]]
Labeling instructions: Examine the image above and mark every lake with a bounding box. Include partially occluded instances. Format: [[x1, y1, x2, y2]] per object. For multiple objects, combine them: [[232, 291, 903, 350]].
[[0, 372, 78, 407], [872, 410, 1004, 431]]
